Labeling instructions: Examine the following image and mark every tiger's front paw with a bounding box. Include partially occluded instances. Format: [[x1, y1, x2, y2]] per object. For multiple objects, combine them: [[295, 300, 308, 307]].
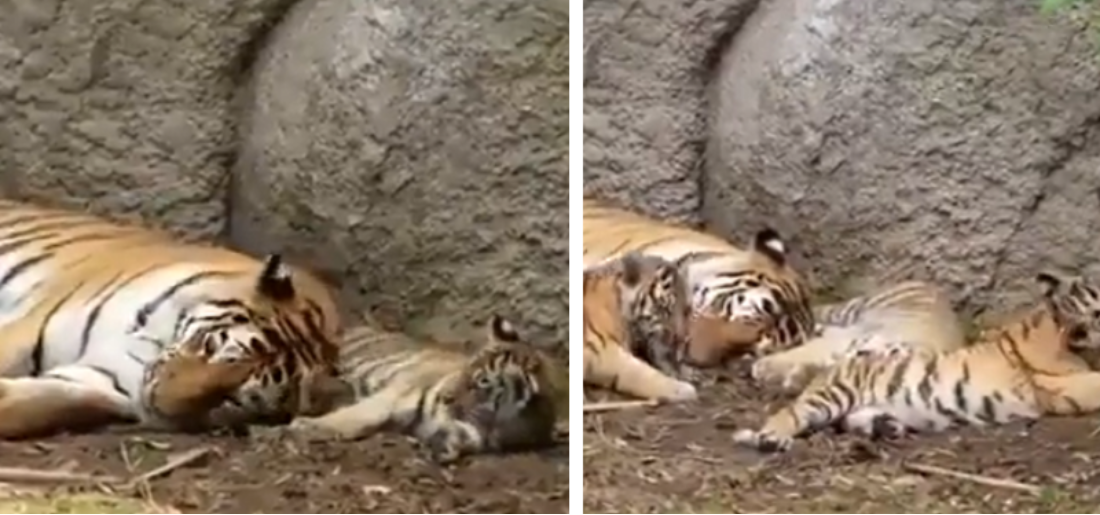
[[732, 428, 793, 453], [662, 380, 698, 402], [283, 416, 349, 442]]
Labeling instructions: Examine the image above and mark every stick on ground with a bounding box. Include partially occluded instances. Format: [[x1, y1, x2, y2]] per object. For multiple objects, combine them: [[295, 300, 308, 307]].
[[0, 466, 121, 484], [583, 400, 659, 414], [901, 461, 1042, 495], [125, 446, 215, 488]]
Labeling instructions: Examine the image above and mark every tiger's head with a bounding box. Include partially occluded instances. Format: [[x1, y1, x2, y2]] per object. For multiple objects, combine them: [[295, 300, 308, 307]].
[[450, 315, 564, 452], [700, 228, 814, 355], [163, 254, 343, 423], [1036, 271, 1100, 351]]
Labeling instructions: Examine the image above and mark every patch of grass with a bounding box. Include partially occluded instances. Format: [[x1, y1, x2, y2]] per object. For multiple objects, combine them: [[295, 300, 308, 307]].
[[0, 492, 163, 514]]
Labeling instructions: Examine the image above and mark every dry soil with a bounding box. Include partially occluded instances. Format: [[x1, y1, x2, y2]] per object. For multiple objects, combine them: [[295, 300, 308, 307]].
[[584, 363, 1100, 513]]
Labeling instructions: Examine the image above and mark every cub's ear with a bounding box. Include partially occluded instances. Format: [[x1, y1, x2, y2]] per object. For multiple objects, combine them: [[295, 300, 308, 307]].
[[752, 228, 787, 266], [488, 314, 521, 344], [257, 254, 296, 301], [619, 251, 645, 287], [1036, 271, 1063, 298]]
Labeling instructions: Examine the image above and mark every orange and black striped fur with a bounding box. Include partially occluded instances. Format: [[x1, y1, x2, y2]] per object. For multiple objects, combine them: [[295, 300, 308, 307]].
[[284, 316, 563, 464], [751, 280, 966, 393], [0, 199, 341, 439], [584, 198, 814, 356], [733, 272, 1100, 453], [583, 252, 770, 401]]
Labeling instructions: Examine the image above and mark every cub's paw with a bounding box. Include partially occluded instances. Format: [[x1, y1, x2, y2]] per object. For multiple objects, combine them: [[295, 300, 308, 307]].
[[750, 358, 810, 394], [422, 427, 480, 465], [281, 417, 348, 442], [732, 428, 793, 454]]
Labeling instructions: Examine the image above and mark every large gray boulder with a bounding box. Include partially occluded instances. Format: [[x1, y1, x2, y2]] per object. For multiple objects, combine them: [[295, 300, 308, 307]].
[[230, 0, 569, 344], [583, 0, 761, 223], [707, 0, 1100, 315], [0, 0, 294, 238]]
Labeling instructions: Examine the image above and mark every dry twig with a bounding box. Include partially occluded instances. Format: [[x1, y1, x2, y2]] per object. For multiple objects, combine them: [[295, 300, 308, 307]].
[[583, 400, 659, 413], [0, 466, 120, 484], [124, 446, 215, 488], [901, 461, 1042, 495]]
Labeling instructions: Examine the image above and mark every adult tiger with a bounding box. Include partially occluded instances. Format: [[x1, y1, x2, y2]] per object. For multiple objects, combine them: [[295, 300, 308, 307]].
[[583, 198, 813, 356], [751, 280, 966, 393], [0, 199, 341, 439], [583, 252, 769, 402], [281, 315, 564, 464], [732, 272, 1100, 453]]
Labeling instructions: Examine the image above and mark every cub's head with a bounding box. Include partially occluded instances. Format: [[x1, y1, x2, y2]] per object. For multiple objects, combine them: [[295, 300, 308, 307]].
[[1037, 271, 1100, 350], [165, 254, 343, 422], [451, 316, 563, 452], [612, 252, 692, 357]]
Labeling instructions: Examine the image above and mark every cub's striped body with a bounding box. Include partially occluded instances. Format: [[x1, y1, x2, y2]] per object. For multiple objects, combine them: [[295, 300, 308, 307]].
[[752, 281, 966, 393], [583, 199, 813, 356], [0, 200, 341, 439], [582, 252, 768, 402], [733, 272, 1100, 453], [286, 316, 562, 464]]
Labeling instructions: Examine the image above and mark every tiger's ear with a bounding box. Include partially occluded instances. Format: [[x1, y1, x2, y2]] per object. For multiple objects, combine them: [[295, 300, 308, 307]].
[[1036, 271, 1063, 298], [488, 314, 521, 344], [257, 254, 296, 301], [752, 228, 787, 266], [619, 252, 645, 287]]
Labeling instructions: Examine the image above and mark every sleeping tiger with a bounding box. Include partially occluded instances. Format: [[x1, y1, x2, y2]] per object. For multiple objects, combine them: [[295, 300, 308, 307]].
[[281, 315, 564, 464], [583, 252, 770, 402], [0, 199, 341, 439], [732, 271, 1100, 453], [751, 280, 966, 393], [584, 198, 814, 356]]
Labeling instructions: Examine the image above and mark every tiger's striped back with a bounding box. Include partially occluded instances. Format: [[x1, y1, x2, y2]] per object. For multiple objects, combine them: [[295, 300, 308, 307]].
[[734, 274, 1100, 453], [751, 280, 966, 393], [583, 198, 814, 356], [0, 199, 342, 435]]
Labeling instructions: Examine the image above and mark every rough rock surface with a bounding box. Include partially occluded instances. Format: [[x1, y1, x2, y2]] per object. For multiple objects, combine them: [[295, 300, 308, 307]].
[[707, 0, 1100, 315], [230, 0, 569, 345], [0, 0, 294, 238], [583, 0, 760, 223]]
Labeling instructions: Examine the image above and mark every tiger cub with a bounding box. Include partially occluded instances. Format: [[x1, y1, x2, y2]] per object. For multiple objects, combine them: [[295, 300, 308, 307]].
[[282, 316, 563, 464], [583, 252, 768, 402], [751, 280, 966, 393], [733, 272, 1100, 453]]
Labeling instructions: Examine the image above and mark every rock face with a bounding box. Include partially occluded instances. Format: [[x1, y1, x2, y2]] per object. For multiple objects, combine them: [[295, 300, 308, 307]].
[[583, 0, 760, 223], [230, 0, 569, 344], [0, 0, 295, 238], [707, 0, 1100, 315]]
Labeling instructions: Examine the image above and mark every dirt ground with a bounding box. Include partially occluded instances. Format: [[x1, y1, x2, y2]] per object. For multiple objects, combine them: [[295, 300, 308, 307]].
[[0, 426, 568, 514], [583, 364, 1100, 514]]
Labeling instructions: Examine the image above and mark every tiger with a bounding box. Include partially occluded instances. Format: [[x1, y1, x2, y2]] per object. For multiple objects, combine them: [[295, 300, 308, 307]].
[[582, 251, 770, 402], [0, 199, 341, 439], [751, 280, 966, 393], [280, 315, 564, 464], [583, 198, 814, 357], [732, 271, 1100, 453]]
